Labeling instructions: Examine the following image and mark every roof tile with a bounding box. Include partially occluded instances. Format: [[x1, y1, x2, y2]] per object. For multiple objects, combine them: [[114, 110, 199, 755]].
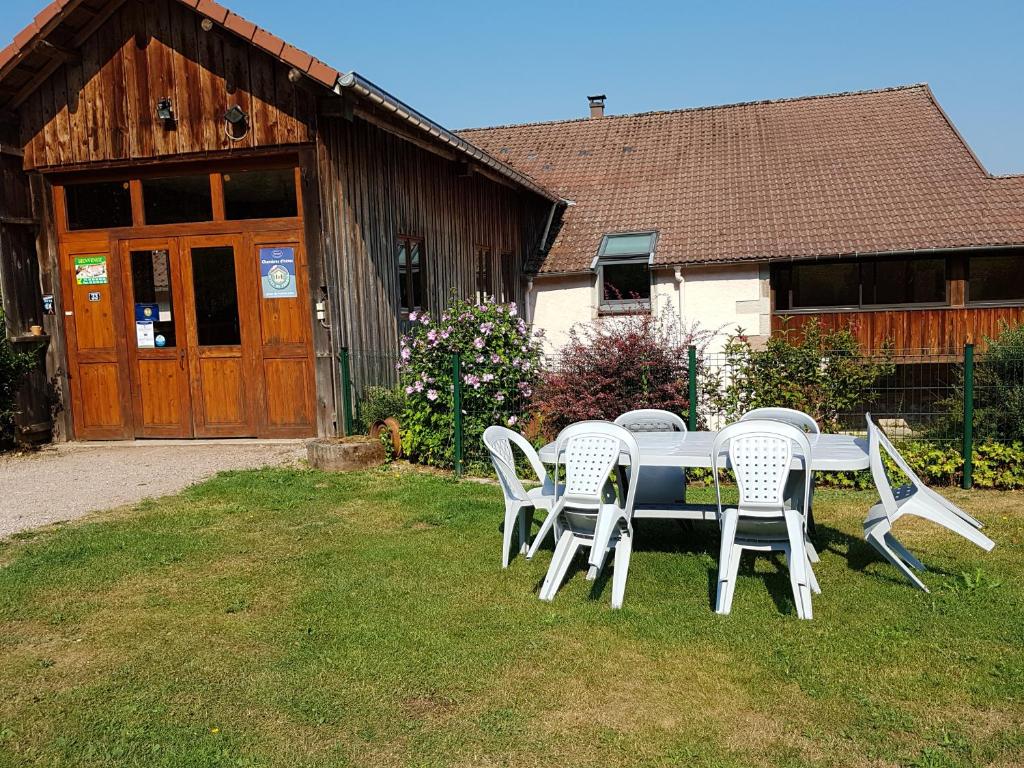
[[223, 12, 256, 40], [280, 43, 313, 71], [33, 2, 63, 30], [307, 59, 340, 88], [195, 0, 229, 24], [460, 85, 1024, 273], [251, 27, 285, 57]]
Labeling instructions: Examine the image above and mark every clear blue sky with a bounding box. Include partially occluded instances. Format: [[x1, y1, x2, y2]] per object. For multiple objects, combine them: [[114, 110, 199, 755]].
[[4, 0, 1022, 173]]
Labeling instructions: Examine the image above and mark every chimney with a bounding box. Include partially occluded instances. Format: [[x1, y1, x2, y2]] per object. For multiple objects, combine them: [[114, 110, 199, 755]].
[[588, 94, 606, 119]]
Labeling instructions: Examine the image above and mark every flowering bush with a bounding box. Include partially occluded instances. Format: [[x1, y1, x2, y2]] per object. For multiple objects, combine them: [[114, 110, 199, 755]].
[[535, 311, 716, 436], [398, 297, 543, 468]]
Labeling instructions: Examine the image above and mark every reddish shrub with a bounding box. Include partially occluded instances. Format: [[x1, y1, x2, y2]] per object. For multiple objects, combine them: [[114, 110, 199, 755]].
[[535, 313, 712, 436]]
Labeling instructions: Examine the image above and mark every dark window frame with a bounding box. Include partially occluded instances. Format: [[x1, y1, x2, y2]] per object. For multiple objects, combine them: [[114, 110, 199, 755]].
[[397, 234, 426, 316], [966, 253, 1024, 306], [475, 245, 494, 302], [773, 256, 950, 312], [596, 231, 656, 314]]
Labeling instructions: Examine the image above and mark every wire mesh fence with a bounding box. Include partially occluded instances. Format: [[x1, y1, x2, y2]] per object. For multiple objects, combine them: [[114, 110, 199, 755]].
[[339, 342, 1024, 488]]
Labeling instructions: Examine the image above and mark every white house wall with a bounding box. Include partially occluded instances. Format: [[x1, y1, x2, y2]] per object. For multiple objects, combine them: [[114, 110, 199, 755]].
[[530, 263, 770, 354]]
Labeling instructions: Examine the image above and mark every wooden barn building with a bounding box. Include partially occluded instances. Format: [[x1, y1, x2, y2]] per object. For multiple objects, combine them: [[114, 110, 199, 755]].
[[0, 0, 558, 443]]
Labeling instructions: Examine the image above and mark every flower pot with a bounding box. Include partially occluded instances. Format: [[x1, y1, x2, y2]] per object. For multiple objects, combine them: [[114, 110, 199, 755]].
[[370, 417, 403, 458]]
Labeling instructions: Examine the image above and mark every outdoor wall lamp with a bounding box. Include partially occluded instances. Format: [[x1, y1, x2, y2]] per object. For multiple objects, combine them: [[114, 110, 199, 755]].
[[224, 104, 249, 141], [155, 97, 174, 124]]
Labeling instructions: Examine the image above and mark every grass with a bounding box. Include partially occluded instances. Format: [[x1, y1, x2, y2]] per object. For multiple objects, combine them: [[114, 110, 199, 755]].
[[0, 467, 1022, 768]]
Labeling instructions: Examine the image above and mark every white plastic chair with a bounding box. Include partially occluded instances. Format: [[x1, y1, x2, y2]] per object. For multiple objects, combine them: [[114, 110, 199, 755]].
[[864, 413, 994, 592], [483, 426, 561, 569], [614, 409, 688, 507], [740, 407, 820, 561], [540, 421, 641, 609], [713, 420, 818, 619]]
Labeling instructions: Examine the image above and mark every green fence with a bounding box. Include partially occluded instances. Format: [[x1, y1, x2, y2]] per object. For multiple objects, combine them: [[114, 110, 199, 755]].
[[339, 343, 1024, 489]]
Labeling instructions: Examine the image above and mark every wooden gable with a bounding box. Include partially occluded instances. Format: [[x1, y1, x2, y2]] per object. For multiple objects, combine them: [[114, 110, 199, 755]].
[[19, 0, 318, 170]]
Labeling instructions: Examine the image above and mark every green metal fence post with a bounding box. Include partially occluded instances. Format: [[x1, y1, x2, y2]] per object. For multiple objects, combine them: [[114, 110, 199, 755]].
[[687, 345, 698, 431], [452, 353, 463, 477], [962, 342, 975, 490], [338, 347, 354, 436]]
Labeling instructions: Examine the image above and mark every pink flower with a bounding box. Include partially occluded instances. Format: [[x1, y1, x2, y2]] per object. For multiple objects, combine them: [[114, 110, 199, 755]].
[[475, 355, 485, 364], [482, 373, 494, 383], [473, 337, 485, 349], [495, 393, 505, 402], [464, 374, 481, 389], [405, 385, 415, 395], [427, 329, 438, 342], [409, 311, 418, 322], [490, 353, 500, 364], [480, 322, 494, 335], [507, 416, 518, 426], [400, 346, 411, 361], [427, 389, 438, 401], [509, 303, 518, 317]]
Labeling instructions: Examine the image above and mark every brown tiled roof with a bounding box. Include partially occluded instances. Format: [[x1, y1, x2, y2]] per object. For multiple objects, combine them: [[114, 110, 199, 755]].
[[459, 85, 1024, 274]]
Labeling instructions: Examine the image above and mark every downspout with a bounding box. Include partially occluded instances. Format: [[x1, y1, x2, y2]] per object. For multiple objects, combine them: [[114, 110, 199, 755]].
[[674, 266, 685, 334]]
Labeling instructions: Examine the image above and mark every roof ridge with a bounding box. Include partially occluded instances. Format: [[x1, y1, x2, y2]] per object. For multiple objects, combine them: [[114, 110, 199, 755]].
[[456, 83, 929, 134]]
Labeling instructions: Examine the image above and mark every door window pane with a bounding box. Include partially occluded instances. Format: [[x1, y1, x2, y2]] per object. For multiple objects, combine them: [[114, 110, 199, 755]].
[[130, 249, 176, 348], [397, 237, 425, 313], [65, 181, 133, 230], [791, 262, 860, 308], [143, 175, 213, 225], [476, 247, 493, 300], [969, 255, 1024, 303], [191, 247, 241, 346], [223, 169, 298, 220]]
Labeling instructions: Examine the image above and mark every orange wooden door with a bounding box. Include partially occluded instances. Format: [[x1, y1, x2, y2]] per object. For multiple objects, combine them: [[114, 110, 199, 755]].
[[250, 232, 317, 437], [60, 238, 133, 439], [179, 235, 256, 437], [118, 239, 194, 438]]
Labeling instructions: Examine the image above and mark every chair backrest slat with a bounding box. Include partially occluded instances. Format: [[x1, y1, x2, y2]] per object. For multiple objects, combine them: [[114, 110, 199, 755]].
[[614, 409, 687, 434], [712, 420, 812, 518], [483, 425, 547, 503], [554, 421, 641, 515], [740, 407, 820, 436]]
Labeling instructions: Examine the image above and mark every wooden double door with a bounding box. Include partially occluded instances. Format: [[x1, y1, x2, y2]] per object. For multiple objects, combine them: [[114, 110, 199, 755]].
[[62, 231, 316, 439]]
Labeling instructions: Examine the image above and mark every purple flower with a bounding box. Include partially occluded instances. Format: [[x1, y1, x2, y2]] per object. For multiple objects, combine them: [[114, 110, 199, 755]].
[[475, 354, 485, 364], [490, 353, 501, 364], [427, 389, 438, 401], [464, 374, 481, 389], [474, 337, 485, 349], [414, 381, 424, 393], [509, 303, 518, 317], [427, 329, 438, 342], [495, 393, 505, 402], [409, 311, 418, 322], [507, 415, 518, 426], [480, 322, 494, 335], [482, 373, 494, 383], [405, 385, 415, 395], [401, 346, 411, 361]]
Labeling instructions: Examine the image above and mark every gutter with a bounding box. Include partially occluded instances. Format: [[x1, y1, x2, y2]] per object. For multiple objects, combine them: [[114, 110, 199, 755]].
[[337, 71, 563, 203]]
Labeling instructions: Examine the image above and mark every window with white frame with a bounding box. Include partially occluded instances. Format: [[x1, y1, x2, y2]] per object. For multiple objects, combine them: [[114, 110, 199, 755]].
[[596, 231, 656, 313]]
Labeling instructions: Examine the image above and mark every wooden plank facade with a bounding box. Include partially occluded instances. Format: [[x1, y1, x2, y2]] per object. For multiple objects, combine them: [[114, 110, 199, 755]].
[[0, 0, 553, 443], [772, 306, 1024, 355]]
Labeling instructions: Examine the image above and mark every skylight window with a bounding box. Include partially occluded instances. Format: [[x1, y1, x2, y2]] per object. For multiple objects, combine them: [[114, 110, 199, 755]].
[[595, 231, 657, 314]]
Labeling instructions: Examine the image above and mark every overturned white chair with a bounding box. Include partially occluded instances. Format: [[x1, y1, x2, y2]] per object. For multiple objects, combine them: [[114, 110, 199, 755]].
[[483, 425, 561, 569], [740, 407, 821, 562], [713, 420, 818, 619], [540, 421, 641, 609], [864, 413, 994, 592]]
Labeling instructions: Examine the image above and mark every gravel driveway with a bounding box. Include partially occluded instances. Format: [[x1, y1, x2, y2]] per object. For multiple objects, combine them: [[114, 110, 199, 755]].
[[0, 440, 306, 539]]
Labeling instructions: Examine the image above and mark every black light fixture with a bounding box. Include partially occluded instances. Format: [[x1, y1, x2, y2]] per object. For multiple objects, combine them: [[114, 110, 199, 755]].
[[224, 104, 249, 141], [156, 97, 174, 123]]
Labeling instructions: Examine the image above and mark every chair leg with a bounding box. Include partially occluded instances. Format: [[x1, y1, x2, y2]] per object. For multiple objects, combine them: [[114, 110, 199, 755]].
[[501, 501, 519, 569], [806, 556, 821, 595], [716, 510, 739, 614], [720, 543, 743, 615], [884, 533, 925, 571], [540, 531, 580, 602], [785, 509, 812, 619], [518, 507, 534, 555], [526, 508, 558, 560], [805, 537, 820, 564], [611, 533, 633, 609], [866, 528, 930, 592], [914, 504, 996, 552]]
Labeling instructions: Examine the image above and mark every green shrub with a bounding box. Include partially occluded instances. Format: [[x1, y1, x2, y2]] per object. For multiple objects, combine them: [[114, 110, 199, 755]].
[[708, 319, 894, 432], [398, 297, 542, 469], [357, 386, 406, 432], [973, 323, 1024, 442], [0, 308, 38, 447]]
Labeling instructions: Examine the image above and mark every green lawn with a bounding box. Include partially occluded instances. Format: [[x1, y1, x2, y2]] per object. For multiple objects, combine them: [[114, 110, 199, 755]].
[[0, 467, 1022, 768]]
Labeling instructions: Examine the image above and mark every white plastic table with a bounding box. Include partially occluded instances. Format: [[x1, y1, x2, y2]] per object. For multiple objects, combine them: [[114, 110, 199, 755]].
[[538, 431, 869, 472], [538, 431, 869, 523]]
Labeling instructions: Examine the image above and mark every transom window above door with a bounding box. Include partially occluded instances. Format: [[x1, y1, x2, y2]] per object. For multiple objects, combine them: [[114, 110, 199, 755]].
[[60, 165, 301, 232]]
